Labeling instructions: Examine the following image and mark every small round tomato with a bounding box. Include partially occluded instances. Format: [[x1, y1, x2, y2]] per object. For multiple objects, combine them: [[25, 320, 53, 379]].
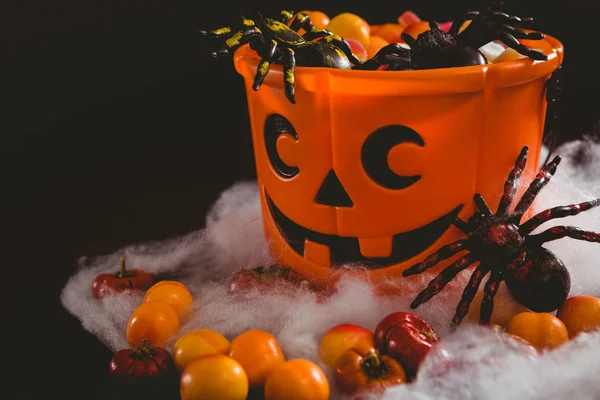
[[335, 343, 406, 395], [127, 301, 180, 347], [173, 329, 230, 372], [557, 295, 600, 338], [506, 312, 569, 351], [110, 339, 174, 379], [92, 256, 154, 299], [319, 324, 374, 368], [372, 23, 405, 43], [180, 354, 248, 400], [228, 329, 285, 389], [296, 10, 330, 29], [326, 12, 371, 48], [144, 280, 194, 321], [264, 359, 330, 400]]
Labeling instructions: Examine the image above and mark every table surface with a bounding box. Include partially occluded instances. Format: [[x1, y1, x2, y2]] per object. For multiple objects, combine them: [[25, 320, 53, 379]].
[[5, 2, 600, 399]]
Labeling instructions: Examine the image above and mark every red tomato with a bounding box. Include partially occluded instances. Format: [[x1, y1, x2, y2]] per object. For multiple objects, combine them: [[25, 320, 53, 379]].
[[335, 343, 406, 395], [374, 312, 440, 380], [109, 340, 175, 379], [92, 256, 154, 299], [228, 264, 334, 301]]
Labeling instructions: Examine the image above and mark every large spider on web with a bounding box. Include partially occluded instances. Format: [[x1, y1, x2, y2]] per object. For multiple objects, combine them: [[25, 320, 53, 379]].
[[403, 145, 600, 328]]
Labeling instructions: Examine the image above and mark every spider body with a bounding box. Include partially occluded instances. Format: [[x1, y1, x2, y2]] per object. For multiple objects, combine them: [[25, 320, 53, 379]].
[[403, 146, 600, 328], [200, 10, 361, 103], [355, 4, 548, 71]]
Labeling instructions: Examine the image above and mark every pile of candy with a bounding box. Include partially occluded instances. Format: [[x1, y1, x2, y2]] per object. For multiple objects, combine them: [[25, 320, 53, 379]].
[[298, 9, 527, 65]]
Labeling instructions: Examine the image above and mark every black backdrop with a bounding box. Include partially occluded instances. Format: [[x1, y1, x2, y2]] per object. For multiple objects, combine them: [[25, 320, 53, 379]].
[[4, 0, 600, 399]]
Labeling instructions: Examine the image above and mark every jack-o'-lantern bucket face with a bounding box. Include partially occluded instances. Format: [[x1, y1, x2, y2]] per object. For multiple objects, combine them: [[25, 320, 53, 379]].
[[233, 35, 563, 293]]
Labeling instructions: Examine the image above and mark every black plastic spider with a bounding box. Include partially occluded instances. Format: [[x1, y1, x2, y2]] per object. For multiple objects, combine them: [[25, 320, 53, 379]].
[[200, 10, 361, 104], [403, 145, 600, 328], [355, 3, 548, 71]]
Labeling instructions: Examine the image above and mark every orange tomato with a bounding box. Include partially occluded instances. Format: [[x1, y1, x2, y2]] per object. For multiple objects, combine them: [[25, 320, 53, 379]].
[[264, 359, 330, 400], [366, 35, 390, 58], [228, 329, 285, 389], [326, 12, 371, 48], [126, 300, 180, 347], [180, 354, 248, 400], [335, 343, 406, 395], [506, 312, 569, 351], [557, 295, 600, 338], [372, 23, 405, 43], [296, 10, 330, 29], [173, 329, 231, 372], [144, 280, 194, 321], [402, 21, 432, 41]]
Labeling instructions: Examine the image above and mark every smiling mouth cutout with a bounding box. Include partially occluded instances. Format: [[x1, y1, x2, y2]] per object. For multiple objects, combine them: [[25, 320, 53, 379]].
[[266, 193, 463, 269]]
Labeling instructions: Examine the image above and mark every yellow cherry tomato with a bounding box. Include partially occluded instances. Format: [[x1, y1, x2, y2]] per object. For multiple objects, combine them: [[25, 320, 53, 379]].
[[264, 359, 330, 400], [173, 329, 231, 372], [144, 280, 194, 321], [506, 312, 569, 351], [326, 12, 371, 48], [180, 354, 248, 400], [126, 300, 180, 347], [228, 329, 285, 389]]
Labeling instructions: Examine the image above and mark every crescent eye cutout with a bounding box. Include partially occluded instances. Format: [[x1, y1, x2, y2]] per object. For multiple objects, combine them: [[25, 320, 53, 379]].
[[264, 114, 299, 178], [361, 125, 425, 189]]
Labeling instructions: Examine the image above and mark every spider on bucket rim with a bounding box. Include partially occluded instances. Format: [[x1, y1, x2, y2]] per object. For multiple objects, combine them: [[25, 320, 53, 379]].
[[355, 2, 548, 71], [403, 145, 600, 329]]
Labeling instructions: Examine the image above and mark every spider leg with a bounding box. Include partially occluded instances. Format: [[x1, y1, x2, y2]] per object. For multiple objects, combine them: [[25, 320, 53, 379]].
[[474, 194, 492, 216], [252, 39, 278, 92], [401, 32, 417, 45], [353, 43, 410, 71], [527, 226, 600, 247], [451, 263, 490, 329], [279, 10, 295, 23], [410, 253, 476, 309], [478, 270, 502, 325], [496, 146, 529, 216], [321, 35, 363, 65], [199, 26, 236, 39], [496, 31, 548, 61], [520, 198, 600, 234], [281, 48, 297, 104], [204, 22, 261, 58], [492, 23, 545, 41], [510, 155, 562, 223], [403, 240, 468, 276], [448, 11, 480, 37], [453, 217, 470, 234]]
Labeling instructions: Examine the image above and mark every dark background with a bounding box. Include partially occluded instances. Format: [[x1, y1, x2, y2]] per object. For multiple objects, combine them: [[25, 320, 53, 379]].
[[4, 0, 599, 398]]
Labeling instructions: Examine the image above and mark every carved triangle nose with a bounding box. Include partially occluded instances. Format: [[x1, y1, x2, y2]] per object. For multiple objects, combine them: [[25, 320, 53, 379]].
[[315, 170, 353, 207]]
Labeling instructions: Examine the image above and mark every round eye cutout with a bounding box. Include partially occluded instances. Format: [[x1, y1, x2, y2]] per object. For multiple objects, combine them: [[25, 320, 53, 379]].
[[361, 124, 425, 190], [264, 114, 299, 178]]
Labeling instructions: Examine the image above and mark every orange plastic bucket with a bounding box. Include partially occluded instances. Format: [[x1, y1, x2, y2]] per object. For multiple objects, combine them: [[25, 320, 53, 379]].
[[234, 35, 564, 294]]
